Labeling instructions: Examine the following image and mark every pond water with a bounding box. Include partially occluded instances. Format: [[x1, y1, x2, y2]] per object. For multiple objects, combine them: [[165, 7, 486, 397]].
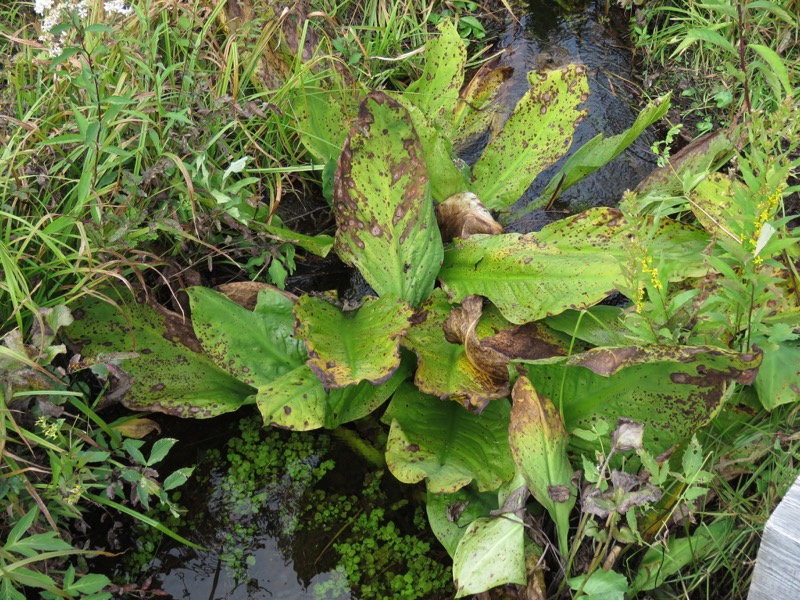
[[100, 3, 657, 598]]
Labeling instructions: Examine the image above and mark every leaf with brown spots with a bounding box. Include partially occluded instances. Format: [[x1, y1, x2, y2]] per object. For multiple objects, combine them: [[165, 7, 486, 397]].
[[439, 207, 710, 324], [470, 65, 589, 209], [509, 376, 576, 555], [533, 93, 671, 208], [293, 294, 413, 389], [334, 91, 443, 306], [453, 57, 513, 150], [66, 291, 254, 418], [402, 291, 510, 410], [403, 19, 466, 138], [188, 287, 306, 387], [383, 383, 515, 493], [257, 360, 410, 431], [516, 346, 762, 457]]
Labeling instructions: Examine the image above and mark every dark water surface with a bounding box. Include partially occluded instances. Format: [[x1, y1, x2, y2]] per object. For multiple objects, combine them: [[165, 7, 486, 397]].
[[108, 3, 657, 598]]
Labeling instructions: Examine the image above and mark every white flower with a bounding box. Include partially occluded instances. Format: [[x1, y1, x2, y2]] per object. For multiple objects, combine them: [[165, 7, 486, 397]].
[[34, 0, 54, 15], [104, 0, 133, 16]]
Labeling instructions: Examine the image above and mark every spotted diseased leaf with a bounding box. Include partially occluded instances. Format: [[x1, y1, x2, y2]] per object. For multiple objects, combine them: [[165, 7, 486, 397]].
[[517, 346, 763, 457], [66, 292, 254, 418], [404, 19, 466, 137], [568, 344, 761, 382], [334, 91, 443, 306], [403, 291, 510, 410], [509, 376, 576, 555], [452, 515, 527, 597], [453, 58, 513, 150], [257, 360, 409, 430], [470, 65, 589, 209], [426, 487, 499, 558], [404, 291, 567, 409], [188, 286, 306, 386], [439, 207, 709, 324], [383, 383, 515, 493], [293, 294, 413, 389]]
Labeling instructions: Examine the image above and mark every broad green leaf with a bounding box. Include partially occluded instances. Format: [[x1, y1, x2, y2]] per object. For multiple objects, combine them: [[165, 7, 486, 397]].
[[452, 515, 526, 597], [188, 287, 306, 386], [470, 65, 589, 209], [404, 19, 466, 137], [257, 361, 409, 430], [453, 59, 513, 150], [517, 346, 761, 457], [383, 383, 515, 493], [426, 486, 498, 557], [262, 224, 334, 257], [66, 292, 255, 418], [334, 91, 443, 306], [65, 573, 111, 595], [753, 340, 800, 410], [535, 94, 670, 207], [509, 376, 575, 555], [439, 207, 709, 324], [290, 78, 360, 164], [293, 294, 412, 388], [568, 569, 629, 600], [391, 94, 467, 202], [631, 520, 734, 592]]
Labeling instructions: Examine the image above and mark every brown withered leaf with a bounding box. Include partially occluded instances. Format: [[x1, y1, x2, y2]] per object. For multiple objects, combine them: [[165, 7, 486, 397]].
[[444, 295, 509, 386], [215, 281, 297, 311], [436, 192, 503, 242]]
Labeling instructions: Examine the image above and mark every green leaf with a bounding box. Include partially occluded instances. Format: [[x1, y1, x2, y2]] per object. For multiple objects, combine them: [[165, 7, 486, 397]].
[[545, 306, 628, 347], [66, 291, 255, 418], [6, 507, 37, 547], [509, 376, 576, 555], [671, 28, 737, 59], [334, 92, 443, 306], [517, 346, 761, 457], [292, 80, 360, 164], [293, 294, 412, 388], [391, 94, 467, 202], [631, 520, 734, 592], [257, 361, 409, 430], [470, 65, 589, 209], [262, 224, 334, 257], [452, 515, 526, 597], [439, 207, 709, 324], [188, 286, 306, 387], [5, 532, 73, 557], [147, 438, 177, 466], [65, 573, 111, 595], [753, 339, 800, 410], [383, 383, 515, 493], [535, 94, 670, 207], [426, 486, 499, 557], [163, 467, 195, 491], [568, 569, 629, 599], [404, 19, 466, 137]]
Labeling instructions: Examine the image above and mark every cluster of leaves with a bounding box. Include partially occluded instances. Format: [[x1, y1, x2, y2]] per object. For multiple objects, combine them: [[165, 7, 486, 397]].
[[62, 19, 800, 598], [0, 306, 196, 599]]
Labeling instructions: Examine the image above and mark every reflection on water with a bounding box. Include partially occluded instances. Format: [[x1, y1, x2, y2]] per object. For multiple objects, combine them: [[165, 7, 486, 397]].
[[493, 0, 658, 231]]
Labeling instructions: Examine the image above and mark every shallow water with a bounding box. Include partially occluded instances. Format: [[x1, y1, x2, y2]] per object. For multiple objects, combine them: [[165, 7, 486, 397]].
[[492, 0, 658, 231]]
